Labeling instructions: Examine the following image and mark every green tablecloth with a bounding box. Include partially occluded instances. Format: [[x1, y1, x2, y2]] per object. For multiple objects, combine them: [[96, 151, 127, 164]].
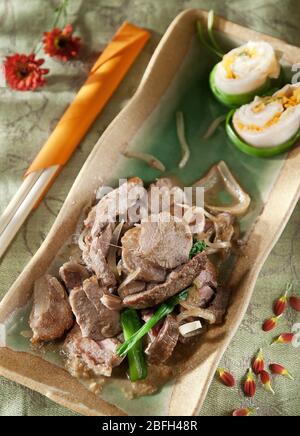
[[0, 0, 299, 416]]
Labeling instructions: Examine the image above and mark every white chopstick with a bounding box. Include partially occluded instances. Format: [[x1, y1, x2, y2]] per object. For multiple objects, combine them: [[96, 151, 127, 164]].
[[0, 165, 60, 260], [0, 170, 43, 235]]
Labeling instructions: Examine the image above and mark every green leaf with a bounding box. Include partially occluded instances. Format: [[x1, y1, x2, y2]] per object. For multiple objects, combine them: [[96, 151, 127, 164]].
[[189, 240, 207, 258]]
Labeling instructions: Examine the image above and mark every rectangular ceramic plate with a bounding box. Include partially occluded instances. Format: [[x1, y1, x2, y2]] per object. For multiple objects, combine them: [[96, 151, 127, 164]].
[[1, 9, 300, 416]]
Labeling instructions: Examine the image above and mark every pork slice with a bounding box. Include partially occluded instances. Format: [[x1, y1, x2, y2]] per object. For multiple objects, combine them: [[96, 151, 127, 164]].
[[121, 227, 166, 282], [118, 280, 146, 299], [145, 315, 179, 364], [190, 259, 218, 307], [64, 325, 123, 377], [59, 261, 90, 291], [85, 178, 145, 238], [208, 286, 230, 324], [82, 276, 121, 337], [82, 225, 116, 288], [69, 287, 103, 341], [138, 212, 193, 269], [29, 275, 74, 344], [123, 253, 208, 309]]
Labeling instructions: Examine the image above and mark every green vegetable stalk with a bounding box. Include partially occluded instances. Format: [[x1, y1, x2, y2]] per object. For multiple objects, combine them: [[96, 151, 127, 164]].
[[117, 289, 189, 358], [120, 309, 148, 381]]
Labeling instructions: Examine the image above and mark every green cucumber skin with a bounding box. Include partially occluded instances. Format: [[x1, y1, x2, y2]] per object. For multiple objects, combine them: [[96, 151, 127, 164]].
[[225, 110, 300, 158]]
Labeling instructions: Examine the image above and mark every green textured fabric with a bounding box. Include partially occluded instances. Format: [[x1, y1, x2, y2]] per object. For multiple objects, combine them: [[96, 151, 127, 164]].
[[0, 0, 300, 416]]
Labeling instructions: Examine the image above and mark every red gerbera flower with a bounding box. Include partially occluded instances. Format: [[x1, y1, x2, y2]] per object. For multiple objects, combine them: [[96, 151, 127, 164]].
[[43, 24, 81, 61], [4, 53, 49, 91]]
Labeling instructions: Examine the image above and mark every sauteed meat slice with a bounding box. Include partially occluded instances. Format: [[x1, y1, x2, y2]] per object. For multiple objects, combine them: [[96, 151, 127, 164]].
[[69, 277, 121, 341], [207, 286, 231, 324], [85, 177, 145, 237], [82, 223, 116, 287], [118, 280, 146, 299], [64, 325, 123, 377], [145, 315, 179, 364], [59, 261, 90, 291], [123, 253, 208, 309], [138, 212, 193, 269], [121, 227, 166, 283], [29, 275, 74, 344]]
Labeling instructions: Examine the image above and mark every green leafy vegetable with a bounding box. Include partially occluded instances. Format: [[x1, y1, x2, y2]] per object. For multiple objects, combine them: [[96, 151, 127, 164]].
[[120, 309, 147, 381], [117, 289, 189, 358], [189, 240, 207, 258]]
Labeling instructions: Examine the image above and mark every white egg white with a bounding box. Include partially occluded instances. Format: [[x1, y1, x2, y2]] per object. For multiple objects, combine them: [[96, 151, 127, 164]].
[[233, 84, 300, 148], [214, 41, 280, 95]]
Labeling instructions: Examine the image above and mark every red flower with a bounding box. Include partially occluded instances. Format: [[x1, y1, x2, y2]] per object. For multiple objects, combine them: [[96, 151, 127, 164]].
[[232, 407, 256, 417], [243, 368, 256, 398], [216, 368, 236, 387], [252, 348, 264, 375], [4, 53, 49, 91], [43, 24, 81, 61], [260, 370, 275, 395]]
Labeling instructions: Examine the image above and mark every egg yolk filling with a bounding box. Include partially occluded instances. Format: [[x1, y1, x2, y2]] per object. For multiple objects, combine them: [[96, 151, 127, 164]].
[[236, 88, 300, 132]]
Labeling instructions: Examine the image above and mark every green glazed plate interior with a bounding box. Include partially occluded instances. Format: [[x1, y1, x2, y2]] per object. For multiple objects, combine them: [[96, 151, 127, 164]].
[[2, 27, 291, 415]]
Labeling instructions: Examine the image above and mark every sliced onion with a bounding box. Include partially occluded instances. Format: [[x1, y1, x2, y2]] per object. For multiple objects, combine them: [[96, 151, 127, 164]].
[[176, 111, 191, 169], [203, 114, 227, 139], [179, 320, 202, 337], [179, 301, 216, 324], [78, 227, 89, 251], [107, 221, 124, 280], [122, 150, 166, 172], [118, 268, 141, 292], [205, 240, 231, 249], [195, 161, 251, 216]]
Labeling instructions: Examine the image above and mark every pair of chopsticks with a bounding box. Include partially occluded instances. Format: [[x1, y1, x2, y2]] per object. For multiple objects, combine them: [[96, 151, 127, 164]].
[[0, 167, 59, 259], [0, 22, 150, 261]]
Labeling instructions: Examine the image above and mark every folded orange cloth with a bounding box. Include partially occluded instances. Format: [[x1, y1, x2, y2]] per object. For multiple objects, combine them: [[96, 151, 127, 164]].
[[25, 22, 150, 176]]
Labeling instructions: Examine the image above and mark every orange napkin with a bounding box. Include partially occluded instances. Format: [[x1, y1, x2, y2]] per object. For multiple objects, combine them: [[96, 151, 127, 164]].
[[25, 22, 150, 176]]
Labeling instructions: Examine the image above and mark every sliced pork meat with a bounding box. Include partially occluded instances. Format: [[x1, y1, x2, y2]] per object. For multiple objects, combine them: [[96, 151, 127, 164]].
[[123, 253, 208, 309], [145, 315, 179, 364], [59, 261, 90, 291], [69, 277, 121, 341], [207, 286, 230, 324], [84, 177, 146, 238], [83, 276, 121, 337], [139, 213, 193, 269], [29, 275, 73, 344], [82, 223, 116, 288], [118, 280, 146, 299], [121, 227, 166, 282], [190, 259, 218, 307], [100, 294, 123, 311], [64, 325, 123, 377], [148, 178, 186, 215]]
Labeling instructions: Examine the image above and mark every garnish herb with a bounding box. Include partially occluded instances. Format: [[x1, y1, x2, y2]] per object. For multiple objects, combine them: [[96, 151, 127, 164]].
[[117, 289, 189, 358], [120, 309, 148, 382], [189, 240, 207, 258]]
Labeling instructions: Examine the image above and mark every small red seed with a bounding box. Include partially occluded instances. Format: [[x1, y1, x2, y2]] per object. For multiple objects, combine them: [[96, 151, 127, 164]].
[[271, 333, 295, 345], [252, 348, 264, 375], [217, 368, 236, 387], [289, 296, 300, 312], [244, 368, 256, 398], [232, 407, 255, 417]]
